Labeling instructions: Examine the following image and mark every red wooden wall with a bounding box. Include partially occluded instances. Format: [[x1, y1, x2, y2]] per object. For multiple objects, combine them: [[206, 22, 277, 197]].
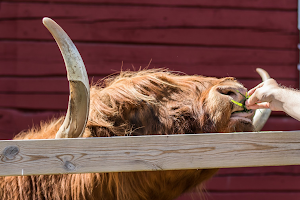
[[1, 0, 300, 199]]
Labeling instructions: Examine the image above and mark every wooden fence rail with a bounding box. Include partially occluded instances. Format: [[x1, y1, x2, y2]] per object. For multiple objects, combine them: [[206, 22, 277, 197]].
[[0, 131, 300, 177]]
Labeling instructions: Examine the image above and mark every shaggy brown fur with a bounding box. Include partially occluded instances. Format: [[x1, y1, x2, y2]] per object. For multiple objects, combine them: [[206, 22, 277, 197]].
[[0, 69, 254, 200]]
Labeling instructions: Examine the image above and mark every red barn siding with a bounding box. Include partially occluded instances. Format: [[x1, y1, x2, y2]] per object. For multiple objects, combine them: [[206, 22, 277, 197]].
[[0, 0, 299, 199]]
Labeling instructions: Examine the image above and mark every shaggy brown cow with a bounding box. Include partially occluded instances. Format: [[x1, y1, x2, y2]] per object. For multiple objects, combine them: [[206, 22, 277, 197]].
[[0, 18, 270, 200]]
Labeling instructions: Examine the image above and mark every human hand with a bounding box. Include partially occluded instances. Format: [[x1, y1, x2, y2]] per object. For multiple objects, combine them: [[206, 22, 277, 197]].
[[245, 79, 283, 111]]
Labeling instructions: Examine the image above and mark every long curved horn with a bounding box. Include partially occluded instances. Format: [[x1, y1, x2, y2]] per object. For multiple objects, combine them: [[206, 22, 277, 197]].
[[43, 17, 90, 138], [252, 68, 271, 131]]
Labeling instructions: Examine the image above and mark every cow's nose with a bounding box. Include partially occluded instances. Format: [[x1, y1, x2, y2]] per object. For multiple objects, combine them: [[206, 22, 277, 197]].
[[217, 86, 247, 102]]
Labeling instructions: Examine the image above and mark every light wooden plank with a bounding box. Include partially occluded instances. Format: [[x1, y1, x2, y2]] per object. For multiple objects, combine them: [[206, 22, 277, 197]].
[[0, 131, 300, 176]]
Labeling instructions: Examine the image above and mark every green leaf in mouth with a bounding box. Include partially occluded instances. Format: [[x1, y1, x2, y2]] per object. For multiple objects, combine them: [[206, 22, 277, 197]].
[[231, 90, 252, 113], [231, 100, 243, 107]]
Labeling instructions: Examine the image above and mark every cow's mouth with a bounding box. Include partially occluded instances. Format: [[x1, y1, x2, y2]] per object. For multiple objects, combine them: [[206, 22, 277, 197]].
[[231, 109, 255, 123]]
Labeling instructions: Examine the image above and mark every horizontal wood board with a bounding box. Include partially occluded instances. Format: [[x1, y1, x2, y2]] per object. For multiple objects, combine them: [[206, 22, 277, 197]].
[[0, 131, 300, 176]]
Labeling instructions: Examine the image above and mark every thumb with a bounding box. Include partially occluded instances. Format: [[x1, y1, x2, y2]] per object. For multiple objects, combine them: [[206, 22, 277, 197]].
[[245, 93, 259, 107]]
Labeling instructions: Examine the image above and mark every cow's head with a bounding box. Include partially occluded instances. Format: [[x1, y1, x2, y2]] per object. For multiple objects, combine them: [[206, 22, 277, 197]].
[[86, 71, 260, 138]]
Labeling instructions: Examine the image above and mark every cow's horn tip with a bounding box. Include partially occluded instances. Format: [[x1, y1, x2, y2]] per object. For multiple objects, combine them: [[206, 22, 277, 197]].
[[42, 17, 52, 24], [255, 68, 270, 81], [256, 68, 264, 73]]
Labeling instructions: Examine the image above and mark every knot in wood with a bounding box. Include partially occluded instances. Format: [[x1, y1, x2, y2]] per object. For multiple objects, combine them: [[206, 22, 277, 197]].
[[64, 161, 76, 171], [3, 146, 19, 160]]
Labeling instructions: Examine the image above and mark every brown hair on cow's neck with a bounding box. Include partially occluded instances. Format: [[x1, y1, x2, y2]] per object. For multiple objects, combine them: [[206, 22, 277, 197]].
[[2, 69, 253, 200]]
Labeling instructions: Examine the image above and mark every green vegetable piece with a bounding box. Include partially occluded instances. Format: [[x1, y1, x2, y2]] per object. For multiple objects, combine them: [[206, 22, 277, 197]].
[[231, 90, 252, 113], [231, 100, 243, 107]]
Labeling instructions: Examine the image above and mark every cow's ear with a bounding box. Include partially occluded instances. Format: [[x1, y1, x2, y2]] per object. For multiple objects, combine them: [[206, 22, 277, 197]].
[[43, 17, 90, 138]]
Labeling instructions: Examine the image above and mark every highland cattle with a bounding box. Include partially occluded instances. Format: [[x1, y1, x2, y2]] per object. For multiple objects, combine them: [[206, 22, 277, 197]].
[[0, 18, 270, 200]]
